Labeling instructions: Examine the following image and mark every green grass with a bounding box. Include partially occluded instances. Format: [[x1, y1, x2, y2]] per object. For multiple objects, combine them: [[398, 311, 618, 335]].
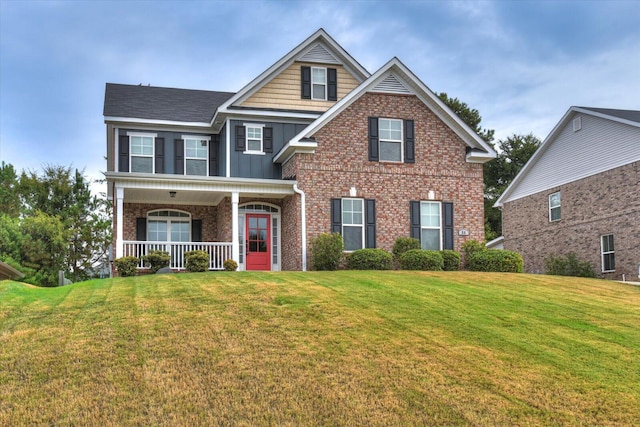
[[1, 271, 639, 425]]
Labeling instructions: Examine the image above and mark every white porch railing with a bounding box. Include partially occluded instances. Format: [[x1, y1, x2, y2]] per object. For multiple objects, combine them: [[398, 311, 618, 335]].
[[123, 241, 233, 270]]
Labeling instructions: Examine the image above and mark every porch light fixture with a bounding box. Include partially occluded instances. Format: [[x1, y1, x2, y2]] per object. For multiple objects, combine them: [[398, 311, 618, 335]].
[[169, 191, 176, 198]]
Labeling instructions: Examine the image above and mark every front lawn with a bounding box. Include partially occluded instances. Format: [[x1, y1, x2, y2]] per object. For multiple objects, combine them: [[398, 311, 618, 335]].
[[1, 271, 638, 425]]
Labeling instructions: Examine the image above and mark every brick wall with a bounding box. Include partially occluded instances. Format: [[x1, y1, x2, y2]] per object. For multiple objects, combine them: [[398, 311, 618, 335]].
[[502, 161, 640, 280], [281, 92, 485, 268]]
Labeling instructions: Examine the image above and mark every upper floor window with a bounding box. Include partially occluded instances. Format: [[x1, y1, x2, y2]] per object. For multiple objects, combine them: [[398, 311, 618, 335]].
[[246, 125, 263, 153], [184, 137, 209, 176], [312, 67, 327, 100], [601, 234, 615, 272], [368, 117, 414, 164], [379, 118, 403, 162], [130, 134, 154, 173], [549, 192, 561, 221]]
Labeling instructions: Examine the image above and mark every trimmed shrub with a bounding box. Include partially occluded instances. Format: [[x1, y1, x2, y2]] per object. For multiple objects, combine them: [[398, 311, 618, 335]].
[[114, 256, 139, 277], [223, 259, 238, 271], [461, 239, 485, 269], [310, 232, 344, 271], [142, 250, 171, 273], [346, 248, 393, 270], [545, 253, 596, 278], [441, 250, 461, 271], [468, 250, 524, 273], [392, 237, 421, 267], [399, 249, 444, 271], [185, 250, 209, 273]]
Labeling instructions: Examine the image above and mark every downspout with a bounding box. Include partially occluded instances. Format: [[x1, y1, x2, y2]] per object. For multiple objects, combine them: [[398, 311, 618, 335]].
[[292, 183, 307, 271]]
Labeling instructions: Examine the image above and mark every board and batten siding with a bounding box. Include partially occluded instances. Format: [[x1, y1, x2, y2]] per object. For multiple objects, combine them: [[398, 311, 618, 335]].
[[240, 62, 360, 112], [505, 113, 640, 202]]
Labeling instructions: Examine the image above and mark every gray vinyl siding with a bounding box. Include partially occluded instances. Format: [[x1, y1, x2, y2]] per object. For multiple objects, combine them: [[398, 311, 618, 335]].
[[118, 129, 217, 175], [506, 114, 640, 202], [230, 120, 307, 179]]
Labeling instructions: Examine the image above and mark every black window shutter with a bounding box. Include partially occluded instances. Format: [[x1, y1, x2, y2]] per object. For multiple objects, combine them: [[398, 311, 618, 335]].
[[155, 137, 165, 174], [209, 134, 219, 176], [365, 199, 376, 249], [327, 68, 337, 101], [263, 127, 273, 153], [174, 139, 184, 175], [119, 135, 129, 172], [331, 198, 342, 234], [235, 126, 246, 151], [192, 219, 202, 242], [443, 202, 454, 250], [368, 117, 379, 161], [404, 120, 415, 164], [410, 201, 421, 241], [136, 218, 147, 241], [301, 66, 311, 99]]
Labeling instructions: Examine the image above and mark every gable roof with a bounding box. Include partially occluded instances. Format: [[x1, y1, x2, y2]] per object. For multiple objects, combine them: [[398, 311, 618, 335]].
[[274, 57, 497, 164], [495, 106, 640, 207], [104, 83, 234, 124], [214, 28, 370, 119]]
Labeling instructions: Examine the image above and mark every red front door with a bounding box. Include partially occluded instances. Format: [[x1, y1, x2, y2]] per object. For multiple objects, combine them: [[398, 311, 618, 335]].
[[245, 214, 271, 271]]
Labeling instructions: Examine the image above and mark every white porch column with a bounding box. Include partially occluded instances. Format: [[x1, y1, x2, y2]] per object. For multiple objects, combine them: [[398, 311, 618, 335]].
[[115, 186, 124, 259], [231, 191, 240, 263]]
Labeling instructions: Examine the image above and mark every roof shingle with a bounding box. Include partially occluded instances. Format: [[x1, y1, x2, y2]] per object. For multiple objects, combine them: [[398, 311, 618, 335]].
[[104, 83, 235, 123]]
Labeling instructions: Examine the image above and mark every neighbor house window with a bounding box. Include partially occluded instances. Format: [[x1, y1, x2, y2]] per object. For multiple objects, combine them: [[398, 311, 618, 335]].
[[420, 202, 441, 250], [311, 67, 327, 100], [184, 137, 209, 176], [601, 234, 615, 272], [379, 118, 403, 162], [342, 198, 364, 251], [549, 192, 561, 221], [147, 210, 190, 242], [130, 134, 154, 173], [245, 125, 263, 153]]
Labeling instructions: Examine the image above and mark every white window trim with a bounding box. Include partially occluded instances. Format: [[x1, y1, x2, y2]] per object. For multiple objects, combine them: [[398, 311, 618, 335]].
[[600, 234, 615, 273], [311, 66, 327, 101], [420, 201, 442, 251], [182, 135, 210, 176], [549, 192, 561, 222], [243, 123, 265, 155], [127, 132, 157, 174], [147, 209, 191, 242], [342, 198, 365, 252], [379, 118, 404, 163]]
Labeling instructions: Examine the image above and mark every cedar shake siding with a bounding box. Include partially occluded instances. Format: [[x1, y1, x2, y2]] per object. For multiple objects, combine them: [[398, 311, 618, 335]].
[[502, 161, 640, 280], [282, 92, 485, 266]]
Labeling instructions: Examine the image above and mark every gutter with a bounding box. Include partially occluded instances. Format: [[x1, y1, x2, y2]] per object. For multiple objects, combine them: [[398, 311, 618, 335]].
[[292, 184, 307, 271]]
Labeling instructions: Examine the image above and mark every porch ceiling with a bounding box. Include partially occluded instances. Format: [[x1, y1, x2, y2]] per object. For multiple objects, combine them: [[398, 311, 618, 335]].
[[124, 187, 289, 206]]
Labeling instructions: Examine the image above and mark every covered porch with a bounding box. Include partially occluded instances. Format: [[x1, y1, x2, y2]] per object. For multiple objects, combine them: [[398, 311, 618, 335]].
[[106, 173, 303, 272]]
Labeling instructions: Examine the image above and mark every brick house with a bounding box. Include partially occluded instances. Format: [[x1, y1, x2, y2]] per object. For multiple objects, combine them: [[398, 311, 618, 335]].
[[495, 107, 640, 280], [104, 29, 495, 272]]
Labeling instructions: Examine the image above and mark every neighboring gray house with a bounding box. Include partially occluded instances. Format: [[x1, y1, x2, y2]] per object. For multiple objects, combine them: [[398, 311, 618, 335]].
[[495, 107, 640, 280]]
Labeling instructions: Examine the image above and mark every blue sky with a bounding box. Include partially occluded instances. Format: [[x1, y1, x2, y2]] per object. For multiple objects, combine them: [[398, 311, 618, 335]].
[[1, 0, 639, 195]]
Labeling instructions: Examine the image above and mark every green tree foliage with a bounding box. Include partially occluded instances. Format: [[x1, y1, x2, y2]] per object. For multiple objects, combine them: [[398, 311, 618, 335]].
[[437, 93, 540, 241], [0, 162, 21, 217], [484, 134, 541, 239], [0, 163, 111, 286], [18, 165, 112, 282], [20, 212, 67, 286], [437, 93, 495, 144]]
